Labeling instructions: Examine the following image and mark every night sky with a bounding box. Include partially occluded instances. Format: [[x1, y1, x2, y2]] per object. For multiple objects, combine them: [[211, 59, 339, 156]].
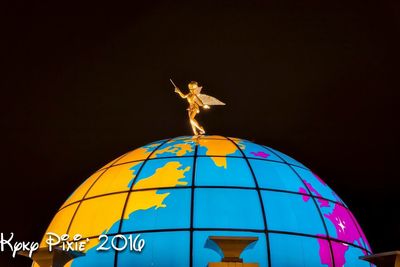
[[1, 1, 399, 266]]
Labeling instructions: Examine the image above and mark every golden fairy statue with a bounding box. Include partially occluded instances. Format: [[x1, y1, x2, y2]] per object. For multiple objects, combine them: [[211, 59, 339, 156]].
[[171, 79, 225, 135]]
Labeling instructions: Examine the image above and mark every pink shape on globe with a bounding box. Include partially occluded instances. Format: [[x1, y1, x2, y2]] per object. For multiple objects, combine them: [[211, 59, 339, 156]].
[[250, 151, 270, 158], [298, 174, 368, 266]]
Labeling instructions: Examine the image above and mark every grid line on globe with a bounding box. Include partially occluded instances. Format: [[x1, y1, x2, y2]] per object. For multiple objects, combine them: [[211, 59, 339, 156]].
[[113, 138, 173, 267], [37, 135, 373, 267], [226, 136, 272, 267]]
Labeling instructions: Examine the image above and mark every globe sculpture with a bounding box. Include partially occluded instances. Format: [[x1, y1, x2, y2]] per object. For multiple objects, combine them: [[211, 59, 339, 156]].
[[37, 135, 372, 267]]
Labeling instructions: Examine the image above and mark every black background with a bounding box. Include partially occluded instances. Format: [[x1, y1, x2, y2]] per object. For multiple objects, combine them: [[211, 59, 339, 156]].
[[1, 1, 399, 266]]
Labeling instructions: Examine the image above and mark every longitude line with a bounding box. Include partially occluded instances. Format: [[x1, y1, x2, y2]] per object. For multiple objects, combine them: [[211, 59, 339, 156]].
[[346, 208, 372, 253], [65, 168, 108, 235], [226, 137, 272, 267], [189, 141, 198, 267], [113, 138, 172, 267], [264, 146, 337, 267]]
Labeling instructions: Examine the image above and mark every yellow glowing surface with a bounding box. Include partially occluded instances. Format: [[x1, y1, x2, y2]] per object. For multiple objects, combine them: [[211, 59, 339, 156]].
[[40, 203, 78, 247], [114, 144, 160, 164], [85, 162, 141, 197], [61, 171, 104, 208], [198, 135, 227, 140], [100, 154, 125, 170], [67, 193, 127, 249], [43, 161, 190, 252]]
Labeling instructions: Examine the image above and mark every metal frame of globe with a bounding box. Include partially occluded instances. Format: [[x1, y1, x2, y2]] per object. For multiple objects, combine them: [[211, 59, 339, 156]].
[[34, 135, 373, 267]]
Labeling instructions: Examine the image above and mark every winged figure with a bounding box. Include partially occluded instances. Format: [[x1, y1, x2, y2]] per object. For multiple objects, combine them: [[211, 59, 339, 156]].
[[172, 79, 225, 135]]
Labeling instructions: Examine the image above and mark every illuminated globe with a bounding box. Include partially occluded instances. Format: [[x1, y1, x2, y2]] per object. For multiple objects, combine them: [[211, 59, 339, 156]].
[[38, 136, 372, 267]]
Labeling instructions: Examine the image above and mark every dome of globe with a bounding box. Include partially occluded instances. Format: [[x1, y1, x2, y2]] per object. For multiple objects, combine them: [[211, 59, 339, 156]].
[[38, 136, 372, 267]]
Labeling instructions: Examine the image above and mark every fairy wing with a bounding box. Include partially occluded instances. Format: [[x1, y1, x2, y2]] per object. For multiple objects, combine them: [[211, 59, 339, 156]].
[[197, 94, 226, 106]]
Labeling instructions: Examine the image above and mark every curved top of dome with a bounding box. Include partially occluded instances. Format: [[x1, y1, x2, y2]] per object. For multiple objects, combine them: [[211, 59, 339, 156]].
[[39, 135, 372, 267], [103, 135, 308, 169]]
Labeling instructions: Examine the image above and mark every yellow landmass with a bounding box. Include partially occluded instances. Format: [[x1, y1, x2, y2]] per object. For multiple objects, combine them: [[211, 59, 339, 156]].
[[175, 143, 193, 156], [86, 161, 141, 197], [41, 161, 190, 252], [114, 144, 160, 164], [39, 203, 79, 247], [134, 161, 189, 189], [61, 171, 104, 208], [151, 142, 193, 158], [230, 137, 246, 149], [148, 142, 162, 148], [100, 157, 120, 169], [199, 135, 226, 140], [167, 136, 190, 142], [198, 138, 239, 168], [67, 193, 128, 250], [126, 190, 169, 211]]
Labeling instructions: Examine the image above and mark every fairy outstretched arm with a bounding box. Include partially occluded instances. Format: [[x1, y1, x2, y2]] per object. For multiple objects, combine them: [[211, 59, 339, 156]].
[[170, 78, 188, 98], [175, 87, 187, 98]]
